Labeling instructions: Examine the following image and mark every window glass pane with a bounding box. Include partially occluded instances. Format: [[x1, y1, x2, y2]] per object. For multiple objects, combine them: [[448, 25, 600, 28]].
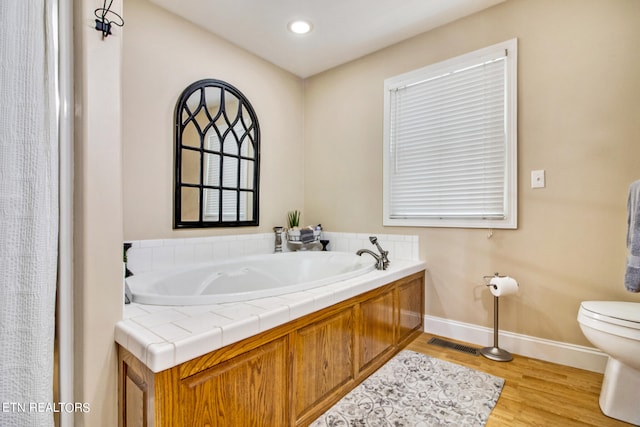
[[240, 135, 255, 159], [182, 121, 200, 148], [222, 190, 237, 221], [203, 188, 219, 221], [240, 190, 253, 221], [181, 150, 200, 185], [222, 157, 238, 187], [181, 187, 199, 221], [204, 153, 220, 187], [240, 159, 253, 189]]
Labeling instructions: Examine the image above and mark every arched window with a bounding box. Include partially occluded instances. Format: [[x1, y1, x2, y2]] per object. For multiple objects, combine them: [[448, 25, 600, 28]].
[[174, 79, 260, 228]]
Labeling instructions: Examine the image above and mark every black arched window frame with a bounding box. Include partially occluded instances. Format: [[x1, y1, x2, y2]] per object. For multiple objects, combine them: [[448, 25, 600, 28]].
[[174, 79, 260, 228]]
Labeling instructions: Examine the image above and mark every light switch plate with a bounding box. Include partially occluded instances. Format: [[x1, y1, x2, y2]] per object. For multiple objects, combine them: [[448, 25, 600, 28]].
[[531, 170, 545, 188]]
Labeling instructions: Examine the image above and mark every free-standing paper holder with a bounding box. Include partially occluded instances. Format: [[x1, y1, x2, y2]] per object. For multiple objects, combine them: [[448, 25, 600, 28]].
[[480, 273, 517, 362]]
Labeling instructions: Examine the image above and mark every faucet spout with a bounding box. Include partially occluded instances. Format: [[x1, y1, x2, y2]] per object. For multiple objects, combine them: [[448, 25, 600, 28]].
[[356, 248, 378, 259], [356, 249, 383, 270], [356, 236, 390, 270]]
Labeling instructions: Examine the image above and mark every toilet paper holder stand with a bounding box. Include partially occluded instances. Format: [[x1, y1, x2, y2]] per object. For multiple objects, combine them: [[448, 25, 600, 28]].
[[480, 273, 513, 362]]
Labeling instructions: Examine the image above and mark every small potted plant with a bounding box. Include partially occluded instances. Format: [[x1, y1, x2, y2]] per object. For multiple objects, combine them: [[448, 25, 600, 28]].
[[287, 210, 301, 241]]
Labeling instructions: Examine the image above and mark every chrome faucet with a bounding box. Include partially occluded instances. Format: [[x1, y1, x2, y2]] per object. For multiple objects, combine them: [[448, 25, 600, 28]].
[[356, 236, 390, 270]]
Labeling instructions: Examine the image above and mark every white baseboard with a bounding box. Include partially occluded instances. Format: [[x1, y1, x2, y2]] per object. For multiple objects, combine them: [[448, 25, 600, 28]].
[[424, 315, 608, 373]]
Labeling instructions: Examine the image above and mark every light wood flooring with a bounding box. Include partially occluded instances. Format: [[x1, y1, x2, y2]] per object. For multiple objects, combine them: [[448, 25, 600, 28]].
[[406, 333, 634, 427]]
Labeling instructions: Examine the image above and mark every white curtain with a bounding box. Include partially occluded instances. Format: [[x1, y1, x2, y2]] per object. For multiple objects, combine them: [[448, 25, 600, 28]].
[[0, 1, 58, 426]]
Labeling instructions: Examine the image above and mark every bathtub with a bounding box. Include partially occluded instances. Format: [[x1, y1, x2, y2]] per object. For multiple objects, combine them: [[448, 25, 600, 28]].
[[126, 251, 377, 305]]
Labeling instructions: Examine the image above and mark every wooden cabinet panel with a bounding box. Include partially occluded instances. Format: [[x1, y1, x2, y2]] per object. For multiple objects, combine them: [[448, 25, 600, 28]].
[[397, 276, 424, 346], [358, 289, 395, 372], [119, 271, 425, 427], [119, 346, 158, 427], [180, 337, 288, 427], [293, 309, 354, 419], [123, 367, 147, 427]]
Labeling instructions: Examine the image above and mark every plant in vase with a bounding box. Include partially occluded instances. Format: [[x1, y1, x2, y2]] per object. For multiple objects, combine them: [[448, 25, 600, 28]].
[[287, 210, 301, 241]]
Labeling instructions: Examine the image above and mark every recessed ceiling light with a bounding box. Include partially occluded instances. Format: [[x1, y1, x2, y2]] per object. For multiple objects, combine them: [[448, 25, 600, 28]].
[[288, 20, 313, 35]]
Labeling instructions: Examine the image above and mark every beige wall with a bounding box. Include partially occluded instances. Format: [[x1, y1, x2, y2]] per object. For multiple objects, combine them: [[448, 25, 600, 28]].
[[73, 0, 124, 425], [108, 0, 639, 424], [119, 0, 640, 354], [304, 0, 640, 346], [122, 0, 305, 240]]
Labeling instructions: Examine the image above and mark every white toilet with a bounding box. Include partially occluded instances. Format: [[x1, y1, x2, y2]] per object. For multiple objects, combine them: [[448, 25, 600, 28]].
[[577, 301, 640, 425]]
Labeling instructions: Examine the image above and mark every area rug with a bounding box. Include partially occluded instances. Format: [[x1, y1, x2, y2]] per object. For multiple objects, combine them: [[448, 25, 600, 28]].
[[310, 350, 504, 427]]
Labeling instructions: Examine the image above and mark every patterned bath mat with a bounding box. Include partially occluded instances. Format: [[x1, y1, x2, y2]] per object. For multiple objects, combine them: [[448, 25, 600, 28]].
[[310, 350, 504, 427]]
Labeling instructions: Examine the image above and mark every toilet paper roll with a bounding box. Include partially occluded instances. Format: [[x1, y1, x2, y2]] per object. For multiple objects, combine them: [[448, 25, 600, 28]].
[[489, 276, 519, 297]]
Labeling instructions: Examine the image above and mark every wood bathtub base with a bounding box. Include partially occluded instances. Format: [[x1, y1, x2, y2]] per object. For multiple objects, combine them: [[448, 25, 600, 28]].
[[119, 271, 424, 427]]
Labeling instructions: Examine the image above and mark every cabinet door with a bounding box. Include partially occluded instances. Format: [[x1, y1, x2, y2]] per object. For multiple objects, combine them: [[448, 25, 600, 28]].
[[397, 276, 424, 346], [358, 289, 395, 372], [180, 337, 288, 427], [292, 309, 354, 421]]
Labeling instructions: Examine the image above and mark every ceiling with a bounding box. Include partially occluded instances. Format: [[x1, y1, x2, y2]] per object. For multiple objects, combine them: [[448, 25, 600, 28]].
[[148, 0, 505, 78]]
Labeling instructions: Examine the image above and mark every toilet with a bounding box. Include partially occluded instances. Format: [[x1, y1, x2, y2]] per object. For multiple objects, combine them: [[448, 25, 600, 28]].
[[577, 301, 640, 425]]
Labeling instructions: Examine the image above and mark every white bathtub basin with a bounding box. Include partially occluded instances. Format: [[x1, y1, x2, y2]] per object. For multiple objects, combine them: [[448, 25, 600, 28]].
[[126, 251, 377, 305]]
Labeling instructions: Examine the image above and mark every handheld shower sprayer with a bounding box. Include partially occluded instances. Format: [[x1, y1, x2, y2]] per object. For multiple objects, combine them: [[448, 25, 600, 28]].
[[369, 236, 385, 255]]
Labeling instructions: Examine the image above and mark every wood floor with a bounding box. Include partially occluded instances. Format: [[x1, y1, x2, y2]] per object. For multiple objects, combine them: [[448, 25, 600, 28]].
[[406, 333, 634, 427]]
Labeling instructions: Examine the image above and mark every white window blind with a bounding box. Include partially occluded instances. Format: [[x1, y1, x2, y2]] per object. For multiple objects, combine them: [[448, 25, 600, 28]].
[[383, 39, 517, 229]]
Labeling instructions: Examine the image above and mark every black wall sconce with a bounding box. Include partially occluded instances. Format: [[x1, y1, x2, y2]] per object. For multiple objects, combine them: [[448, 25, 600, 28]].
[[95, 0, 124, 39]]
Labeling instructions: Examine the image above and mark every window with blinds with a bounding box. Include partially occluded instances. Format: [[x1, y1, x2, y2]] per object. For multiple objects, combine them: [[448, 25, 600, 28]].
[[383, 39, 517, 229]]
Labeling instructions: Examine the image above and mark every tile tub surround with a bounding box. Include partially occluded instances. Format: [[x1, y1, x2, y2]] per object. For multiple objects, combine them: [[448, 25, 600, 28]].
[[124, 232, 419, 275], [116, 258, 426, 372]]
